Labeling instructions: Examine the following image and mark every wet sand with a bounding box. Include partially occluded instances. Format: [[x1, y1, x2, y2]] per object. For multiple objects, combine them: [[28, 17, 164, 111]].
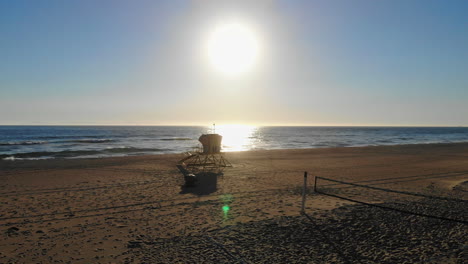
[[1, 143, 467, 263]]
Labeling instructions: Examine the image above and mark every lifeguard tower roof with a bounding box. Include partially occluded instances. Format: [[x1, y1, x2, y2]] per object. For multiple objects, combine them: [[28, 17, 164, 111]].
[[198, 134, 222, 154]]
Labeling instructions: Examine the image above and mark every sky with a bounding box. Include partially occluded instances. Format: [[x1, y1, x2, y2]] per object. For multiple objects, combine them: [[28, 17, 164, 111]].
[[1, 0, 467, 126]]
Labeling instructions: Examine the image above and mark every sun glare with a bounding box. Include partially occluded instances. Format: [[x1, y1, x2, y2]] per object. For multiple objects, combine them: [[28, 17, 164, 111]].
[[206, 22, 259, 76], [215, 124, 258, 151]]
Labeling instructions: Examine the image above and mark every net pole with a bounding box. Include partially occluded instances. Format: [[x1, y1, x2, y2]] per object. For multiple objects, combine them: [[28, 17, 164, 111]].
[[314, 175, 318, 192], [301, 171, 308, 214]]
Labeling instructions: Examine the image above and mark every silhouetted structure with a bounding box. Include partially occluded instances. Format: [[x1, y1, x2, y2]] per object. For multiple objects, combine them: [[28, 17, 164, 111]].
[[177, 133, 232, 177], [199, 134, 222, 154]]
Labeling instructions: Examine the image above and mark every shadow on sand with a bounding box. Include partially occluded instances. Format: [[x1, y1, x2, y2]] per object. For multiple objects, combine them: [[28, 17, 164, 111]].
[[180, 172, 221, 195]]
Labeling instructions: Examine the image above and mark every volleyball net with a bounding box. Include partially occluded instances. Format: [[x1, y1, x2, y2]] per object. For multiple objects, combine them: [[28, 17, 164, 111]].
[[310, 176, 467, 224]]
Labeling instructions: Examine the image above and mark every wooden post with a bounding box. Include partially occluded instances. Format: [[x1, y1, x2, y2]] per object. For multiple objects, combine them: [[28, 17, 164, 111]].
[[314, 175, 318, 193], [301, 171, 308, 214]]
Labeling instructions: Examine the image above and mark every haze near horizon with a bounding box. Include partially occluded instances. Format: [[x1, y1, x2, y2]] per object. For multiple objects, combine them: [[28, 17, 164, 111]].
[[1, 0, 467, 126]]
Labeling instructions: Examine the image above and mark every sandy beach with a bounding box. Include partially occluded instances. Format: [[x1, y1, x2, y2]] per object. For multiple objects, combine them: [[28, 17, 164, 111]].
[[1, 143, 467, 263]]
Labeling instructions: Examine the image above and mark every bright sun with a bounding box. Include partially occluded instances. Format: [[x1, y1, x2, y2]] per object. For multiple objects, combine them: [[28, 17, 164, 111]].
[[206, 22, 259, 76]]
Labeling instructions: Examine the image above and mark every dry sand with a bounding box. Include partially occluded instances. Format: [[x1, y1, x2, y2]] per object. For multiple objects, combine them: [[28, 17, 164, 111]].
[[0, 143, 467, 263]]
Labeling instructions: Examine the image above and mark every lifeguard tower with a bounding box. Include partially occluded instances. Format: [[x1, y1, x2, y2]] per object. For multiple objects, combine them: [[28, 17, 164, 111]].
[[177, 133, 232, 176]]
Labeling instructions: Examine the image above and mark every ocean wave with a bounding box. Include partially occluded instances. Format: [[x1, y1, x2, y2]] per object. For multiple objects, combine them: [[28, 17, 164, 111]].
[[1, 147, 167, 160], [376, 139, 393, 143], [0, 141, 48, 146], [65, 139, 115, 143], [37, 135, 101, 140], [1, 156, 49, 161], [159, 137, 192, 141], [291, 140, 307, 144]]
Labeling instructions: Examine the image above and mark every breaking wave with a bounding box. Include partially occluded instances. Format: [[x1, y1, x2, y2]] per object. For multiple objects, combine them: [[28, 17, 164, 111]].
[[0, 141, 47, 146], [159, 137, 192, 141], [65, 139, 114, 143], [1, 147, 168, 160]]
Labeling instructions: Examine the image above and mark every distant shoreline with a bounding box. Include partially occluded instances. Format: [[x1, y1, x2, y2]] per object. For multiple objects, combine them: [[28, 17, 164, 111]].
[[2, 126, 468, 160], [2, 141, 468, 165]]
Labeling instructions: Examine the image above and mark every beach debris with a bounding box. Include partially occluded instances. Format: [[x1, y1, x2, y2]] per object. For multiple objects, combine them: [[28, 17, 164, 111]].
[[7, 227, 19, 232], [127, 241, 143, 249], [6, 227, 20, 237]]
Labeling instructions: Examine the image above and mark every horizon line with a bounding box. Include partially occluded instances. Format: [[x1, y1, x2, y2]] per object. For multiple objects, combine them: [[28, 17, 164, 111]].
[[0, 124, 465, 128]]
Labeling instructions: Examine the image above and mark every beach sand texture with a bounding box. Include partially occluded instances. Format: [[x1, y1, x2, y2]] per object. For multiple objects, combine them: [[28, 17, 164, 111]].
[[1, 143, 467, 263]]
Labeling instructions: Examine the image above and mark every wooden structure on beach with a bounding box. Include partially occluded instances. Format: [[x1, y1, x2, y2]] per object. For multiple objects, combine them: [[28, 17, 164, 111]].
[[177, 133, 232, 177]]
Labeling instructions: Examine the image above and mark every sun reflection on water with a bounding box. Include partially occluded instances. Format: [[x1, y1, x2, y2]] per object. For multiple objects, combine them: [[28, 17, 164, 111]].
[[214, 124, 258, 152]]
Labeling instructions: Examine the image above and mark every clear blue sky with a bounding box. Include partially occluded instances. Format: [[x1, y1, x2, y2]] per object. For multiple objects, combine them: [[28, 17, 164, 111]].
[[1, 0, 467, 126]]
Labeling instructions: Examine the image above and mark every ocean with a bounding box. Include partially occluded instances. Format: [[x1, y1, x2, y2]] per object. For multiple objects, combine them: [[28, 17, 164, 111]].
[[1, 126, 468, 160]]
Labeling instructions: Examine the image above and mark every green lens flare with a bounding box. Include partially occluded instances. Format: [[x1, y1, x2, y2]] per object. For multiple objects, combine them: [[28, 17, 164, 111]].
[[222, 205, 230, 214]]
